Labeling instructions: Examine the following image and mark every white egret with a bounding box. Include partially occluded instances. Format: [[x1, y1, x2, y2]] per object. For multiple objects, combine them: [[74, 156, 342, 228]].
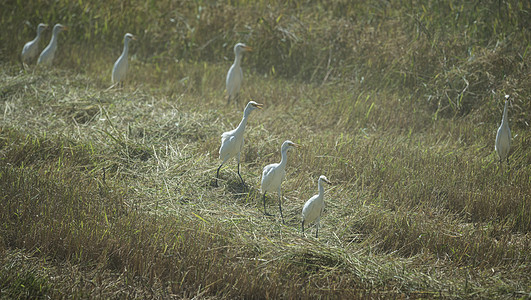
[[302, 175, 331, 238], [37, 24, 67, 66], [495, 95, 511, 164], [260, 140, 299, 223], [112, 33, 136, 87], [216, 101, 263, 187], [21, 23, 48, 65], [226, 43, 252, 104]]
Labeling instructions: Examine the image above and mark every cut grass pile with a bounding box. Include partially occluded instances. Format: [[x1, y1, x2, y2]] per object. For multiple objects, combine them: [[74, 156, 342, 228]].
[[1, 0, 530, 298]]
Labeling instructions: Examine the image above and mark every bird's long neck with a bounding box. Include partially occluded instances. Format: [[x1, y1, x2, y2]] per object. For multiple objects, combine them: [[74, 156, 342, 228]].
[[34, 29, 43, 43], [279, 147, 289, 168], [318, 180, 325, 197], [501, 101, 509, 126], [233, 52, 243, 67], [49, 30, 60, 49], [122, 39, 130, 57], [235, 109, 250, 134]]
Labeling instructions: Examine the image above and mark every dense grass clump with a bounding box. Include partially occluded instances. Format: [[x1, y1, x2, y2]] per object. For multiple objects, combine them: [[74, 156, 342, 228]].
[[1, 0, 530, 298]]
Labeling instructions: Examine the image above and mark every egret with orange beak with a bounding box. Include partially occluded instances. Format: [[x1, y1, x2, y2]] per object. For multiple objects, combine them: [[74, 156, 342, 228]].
[[226, 43, 252, 104], [37, 24, 67, 66], [216, 101, 263, 187], [112, 33, 136, 87], [260, 140, 299, 223], [302, 175, 332, 238]]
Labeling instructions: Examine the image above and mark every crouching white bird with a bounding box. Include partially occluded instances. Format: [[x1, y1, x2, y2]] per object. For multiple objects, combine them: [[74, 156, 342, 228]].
[[37, 23, 67, 66], [260, 140, 299, 223], [21, 23, 48, 65], [495, 95, 511, 164], [302, 175, 331, 238], [216, 101, 263, 187], [112, 33, 136, 87], [226, 43, 252, 104]]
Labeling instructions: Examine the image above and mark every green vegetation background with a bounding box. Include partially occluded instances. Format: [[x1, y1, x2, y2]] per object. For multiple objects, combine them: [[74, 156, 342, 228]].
[[0, 0, 529, 298]]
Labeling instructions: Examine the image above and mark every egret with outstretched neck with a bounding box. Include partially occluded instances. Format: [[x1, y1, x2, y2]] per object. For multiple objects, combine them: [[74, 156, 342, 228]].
[[216, 101, 263, 187], [260, 140, 299, 223], [302, 175, 331, 238], [226, 43, 252, 104], [112, 33, 136, 87], [21, 23, 48, 65], [495, 95, 511, 165], [37, 24, 67, 66]]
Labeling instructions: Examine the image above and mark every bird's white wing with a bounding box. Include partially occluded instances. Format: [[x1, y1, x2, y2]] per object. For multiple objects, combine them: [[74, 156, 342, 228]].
[[219, 131, 242, 161], [38, 43, 55, 66], [495, 125, 511, 160], [495, 127, 502, 152], [261, 163, 285, 193], [112, 55, 128, 84], [302, 194, 322, 224], [22, 41, 36, 61], [221, 128, 236, 143], [226, 65, 242, 98]]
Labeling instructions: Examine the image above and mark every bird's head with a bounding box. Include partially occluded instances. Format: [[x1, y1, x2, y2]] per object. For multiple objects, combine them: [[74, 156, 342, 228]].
[[504, 94, 511, 105], [234, 43, 252, 55], [37, 23, 49, 33], [247, 101, 263, 110], [319, 175, 331, 185], [281, 140, 299, 152], [243, 101, 263, 116], [54, 24, 67, 34], [125, 33, 136, 42]]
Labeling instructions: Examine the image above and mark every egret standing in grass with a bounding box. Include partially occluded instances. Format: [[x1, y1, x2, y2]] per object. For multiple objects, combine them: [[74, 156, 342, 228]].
[[21, 23, 48, 66], [302, 175, 331, 238], [216, 101, 263, 187], [226, 43, 252, 105], [495, 95, 511, 165], [260, 140, 299, 223], [112, 33, 136, 88], [37, 24, 67, 66]]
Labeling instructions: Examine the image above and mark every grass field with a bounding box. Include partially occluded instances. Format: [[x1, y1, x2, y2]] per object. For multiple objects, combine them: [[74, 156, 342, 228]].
[[1, 0, 530, 298]]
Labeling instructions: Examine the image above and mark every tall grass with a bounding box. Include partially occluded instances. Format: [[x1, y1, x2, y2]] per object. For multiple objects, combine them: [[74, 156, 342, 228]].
[[1, 0, 530, 298]]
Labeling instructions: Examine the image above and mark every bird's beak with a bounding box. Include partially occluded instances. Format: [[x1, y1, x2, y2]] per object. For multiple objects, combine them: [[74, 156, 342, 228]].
[[62, 26, 69, 31], [132, 35, 137, 40], [244, 46, 253, 52], [291, 143, 300, 148], [252, 103, 263, 109], [324, 179, 332, 185]]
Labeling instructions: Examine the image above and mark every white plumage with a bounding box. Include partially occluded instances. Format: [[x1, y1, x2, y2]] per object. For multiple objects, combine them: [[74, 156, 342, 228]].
[[495, 96, 511, 164], [21, 23, 48, 65], [37, 24, 67, 66], [216, 101, 263, 187], [112, 33, 135, 87], [226, 43, 252, 104], [260, 140, 299, 223], [302, 175, 331, 238]]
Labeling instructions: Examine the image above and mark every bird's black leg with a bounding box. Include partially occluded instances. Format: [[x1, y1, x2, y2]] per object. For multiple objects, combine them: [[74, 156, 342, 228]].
[[237, 163, 245, 187], [278, 196, 285, 224], [316, 225, 319, 238], [227, 95, 231, 104], [302, 221, 305, 236], [215, 164, 223, 187], [263, 193, 273, 216]]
